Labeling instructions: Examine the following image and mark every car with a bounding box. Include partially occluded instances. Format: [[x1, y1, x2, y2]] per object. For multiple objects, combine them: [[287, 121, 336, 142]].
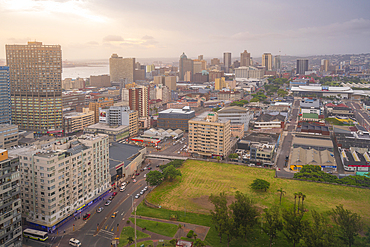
[[126, 181, 130, 185], [140, 190, 144, 195], [132, 175, 135, 179], [147, 167, 151, 170], [178, 151, 180, 154], [96, 207, 104, 213], [108, 196, 113, 201], [111, 211, 118, 218], [122, 182, 127, 186], [156, 165, 160, 167], [120, 186, 126, 192], [83, 213, 91, 220], [146, 163, 151, 167], [133, 179, 137, 183], [105, 200, 111, 206], [69, 238, 81, 247], [143, 167, 147, 170], [135, 194, 140, 199], [112, 192, 117, 197], [144, 186, 148, 191], [144, 174, 146, 178], [136, 173, 140, 176]]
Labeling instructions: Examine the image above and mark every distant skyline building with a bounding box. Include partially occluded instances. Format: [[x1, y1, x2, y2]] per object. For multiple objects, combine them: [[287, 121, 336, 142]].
[[223, 52, 231, 72], [321, 59, 329, 72], [211, 58, 220, 66], [262, 53, 273, 71], [109, 54, 135, 83], [6, 41, 63, 134], [179, 52, 193, 81], [297, 59, 309, 75], [240, 50, 251, 67], [274, 55, 281, 72], [0, 66, 11, 124]]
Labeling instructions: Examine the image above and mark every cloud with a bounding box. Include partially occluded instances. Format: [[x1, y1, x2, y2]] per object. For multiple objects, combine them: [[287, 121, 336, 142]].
[[86, 41, 99, 45], [103, 35, 124, 42], [7, 37, 32, 43], [142, 35, 154, 40]]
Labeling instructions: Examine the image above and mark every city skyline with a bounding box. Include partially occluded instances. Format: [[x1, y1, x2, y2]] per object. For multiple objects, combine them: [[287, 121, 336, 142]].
[[1, 0, 370, 60]]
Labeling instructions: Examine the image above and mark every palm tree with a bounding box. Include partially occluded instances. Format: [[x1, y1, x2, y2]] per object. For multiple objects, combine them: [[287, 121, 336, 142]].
[[297, 192, 303, 212], [301, 194, 306, 212], [277, 188, 286, 205], [294, 192, 298, 214]]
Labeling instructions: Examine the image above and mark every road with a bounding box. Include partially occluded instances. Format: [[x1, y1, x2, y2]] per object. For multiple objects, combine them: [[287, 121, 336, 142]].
[[275, 98, 300, 178], [23, 169, 152, 247], [347, 101, 370, 130]]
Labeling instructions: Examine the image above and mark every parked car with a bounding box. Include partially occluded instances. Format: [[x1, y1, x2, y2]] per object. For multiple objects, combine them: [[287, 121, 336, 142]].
[[144, 174, 146, 178], [133, 179, 137, 183], [105, 200, 111, 206], [122, 182, 127, 186], [108, 196, 113, 201], [147, 167, 152, 170], [156, 165, 160, 167], [144, 186, 148, 191], [96, 207, 104, 213], [112, 192, 117, 197], [120, 186, 126, 192], [140, 190, 144, 195], [69, 238, 81, 247], [135, 194, 140, 199], [83, 213, 91, 220], [136, 173, 140, 176], [143, 167, 147, 170]]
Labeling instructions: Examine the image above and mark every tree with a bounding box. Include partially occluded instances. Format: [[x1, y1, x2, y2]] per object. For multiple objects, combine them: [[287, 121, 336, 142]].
[[162, 165, 182, 182], [194, 239, 205, 247], [228, 153, 238, 159], [330, 205, 363, 247], [262, 205, 283, 247], [282, 206, 307, 247], [127, 236, 134, 244], [145, 170, 163, 186], [216, 156, 221, 163], [250, 179, 270, 192], [277, 188, 286, 205], [301, 210, 338, 247], [229, 191, 260, 241], [209, 192, 229, 243]]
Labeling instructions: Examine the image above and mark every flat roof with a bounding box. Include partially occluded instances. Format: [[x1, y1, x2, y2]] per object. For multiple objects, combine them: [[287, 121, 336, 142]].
[[85, 123, 129, 131], [291, 85, 353, 93], [159, 108, 195, 114], [109, 142, 144, 170], [293, 136, 333, 148], [190, 111, 229, 123]]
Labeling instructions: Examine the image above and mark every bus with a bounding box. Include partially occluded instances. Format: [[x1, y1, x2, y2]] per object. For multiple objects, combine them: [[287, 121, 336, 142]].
[[23, 228, 48, 241]]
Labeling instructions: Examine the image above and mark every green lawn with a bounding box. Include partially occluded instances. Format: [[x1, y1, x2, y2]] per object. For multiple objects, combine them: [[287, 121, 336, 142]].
[[129, 240, 153, 247], [146, 160, 370, 224], [118, 227, 150, 247], [129, 218, 178, 237]]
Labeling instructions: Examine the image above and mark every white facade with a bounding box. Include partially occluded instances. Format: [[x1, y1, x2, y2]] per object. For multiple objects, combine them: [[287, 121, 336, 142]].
[[217, 106, 253, 131]]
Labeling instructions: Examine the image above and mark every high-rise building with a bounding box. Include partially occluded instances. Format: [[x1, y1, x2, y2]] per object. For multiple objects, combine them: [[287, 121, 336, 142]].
[[0, 149, 22, 247], [235, 66, 264, 79], [0, 66, 11, 124], [0, 124, 18, 149], [321, 59, 329, 72], [63, 108, 94, 134], [6, 42, 63, 133], [89, 98, 114, 123], [215, 77, 226, 90], [193, 61, 202, 74], [274, 55, 281, 72], [223, 52, 231, 72], [179, 53, 193, 81], [297, 59, 309, 75], [128, 86, 149, 117], [90, 75, 111, 88], [9, 134, 110, 231], [262, 53, 273, 71], [198, 55, 203, 60], [240, 50, 251, 67], [109, 54, 135, 83], [188, 112, 231, 158], [211, 58, 220, 66], [164, 76, 177, 91]]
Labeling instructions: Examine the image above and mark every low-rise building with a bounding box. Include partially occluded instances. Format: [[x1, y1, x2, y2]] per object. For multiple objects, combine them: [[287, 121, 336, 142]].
[[217, 90, 242, 101], [9, 134, 110, 231], [340, 148, 370, 172], [157, 107, 195, 131], [217, 106, 253, 131], [301, 113, 320, 122], [325, 103, 353, 117], [0, 149, 22, 247], [254, 113, 286, 129], [188, 112, 231, 158], [300, 98, 321, 115], [290, 147, 336, 171], [0, 124, 18, 149], [297, 122, 329, 135], [84, 123, 130, 142], [63, 108, 94, 134], [292, 135, 334, 151]]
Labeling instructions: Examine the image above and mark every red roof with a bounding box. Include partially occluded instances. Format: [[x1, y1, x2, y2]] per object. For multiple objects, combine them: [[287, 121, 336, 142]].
[[349, 126, 358, 132], [326, 103, 336, 107], [336, 103, 349, 108]]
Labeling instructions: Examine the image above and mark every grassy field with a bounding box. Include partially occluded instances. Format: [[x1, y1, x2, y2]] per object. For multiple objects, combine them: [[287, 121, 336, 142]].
[[129, 218, 178, 237], [129, 240, 153, 247], [118, 227, 150, 247], [146, 160, 370, 224]]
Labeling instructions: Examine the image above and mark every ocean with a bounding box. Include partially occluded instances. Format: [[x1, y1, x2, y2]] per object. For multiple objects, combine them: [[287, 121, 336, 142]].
[[62, 65, 109, 79]]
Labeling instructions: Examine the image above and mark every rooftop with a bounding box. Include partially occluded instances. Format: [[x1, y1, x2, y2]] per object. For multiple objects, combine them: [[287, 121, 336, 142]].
[[190, 111, 229, 123], [109, 142, 144, 170], [300, 98, 320, 108], [218, 106, 249, 113], [256, 113, 286, 122], [159, 107, 195, 115], [85, 123, 129, 131], [293, 136, 333, 148]]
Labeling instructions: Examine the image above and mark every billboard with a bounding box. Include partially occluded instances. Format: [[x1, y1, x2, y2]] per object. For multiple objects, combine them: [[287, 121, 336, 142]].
[[99, 109, 107, 123]]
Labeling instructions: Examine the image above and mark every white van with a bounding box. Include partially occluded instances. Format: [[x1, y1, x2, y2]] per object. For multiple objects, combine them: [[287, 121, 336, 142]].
[[69, 238, 81, 247]]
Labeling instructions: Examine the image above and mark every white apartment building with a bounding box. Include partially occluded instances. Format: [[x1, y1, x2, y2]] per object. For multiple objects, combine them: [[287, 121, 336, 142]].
[[188, 112, 231, 158], [9, 134, 110, 230], [217, 106, 253, 131]]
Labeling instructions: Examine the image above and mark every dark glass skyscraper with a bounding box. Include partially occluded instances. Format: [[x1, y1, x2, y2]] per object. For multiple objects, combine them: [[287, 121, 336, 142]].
[[297, 59, 309, 75], [0, 66, 11, 124]]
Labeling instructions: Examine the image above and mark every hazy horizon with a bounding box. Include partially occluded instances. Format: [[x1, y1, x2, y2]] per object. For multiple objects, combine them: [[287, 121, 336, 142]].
[[1, 0, 370, 61]]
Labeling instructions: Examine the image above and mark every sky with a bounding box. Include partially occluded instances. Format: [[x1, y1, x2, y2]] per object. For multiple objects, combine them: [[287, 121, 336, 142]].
[[1, 0, 370, 61]]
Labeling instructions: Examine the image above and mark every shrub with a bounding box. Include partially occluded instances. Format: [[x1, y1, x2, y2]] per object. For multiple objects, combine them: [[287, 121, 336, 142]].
[[187, 230, 194, 238]]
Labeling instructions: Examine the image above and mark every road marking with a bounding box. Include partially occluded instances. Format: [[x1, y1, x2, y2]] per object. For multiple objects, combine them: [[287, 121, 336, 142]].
[[111, 228, 114, 231], [105, 225, 108, 229]]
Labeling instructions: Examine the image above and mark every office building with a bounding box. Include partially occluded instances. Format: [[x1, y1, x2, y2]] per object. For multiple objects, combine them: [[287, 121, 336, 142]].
[[217, 91, 242, 101], [90, 75, 111, 88], [223, 52, 231, 72], [300, 98, 321, 115], [6, 41, 62, 134], [274, 55, 281, 72], [211, 58, 220, 66], [209, 70, 224, 82], [215, 77, 226, 90], [128, 86, 149, 117], [109, 54, 135, 83], [321, 59, 329, 72], [84, 123, 129, 142], [88, 98, 114, 123], [99, 104, 138, 137], [62, 93, 86, 111], [9, 134, 110, 230], [179, 53, 193, 81], [296, 59, 309, 75], [262, 53, 273, 71], [63, 108, 94, 134], [164, 76, 176, 91], [0, 66, 11, 124], [240, 50, 251, 67], [158, 106, 195, 131], [235, 66, 264, 79], [188, 112, 231, 158], [0, 149, 22, 247], [0, 124, 19, 149], [62, 78, 85, 90], [217, 106, 253, 131]]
